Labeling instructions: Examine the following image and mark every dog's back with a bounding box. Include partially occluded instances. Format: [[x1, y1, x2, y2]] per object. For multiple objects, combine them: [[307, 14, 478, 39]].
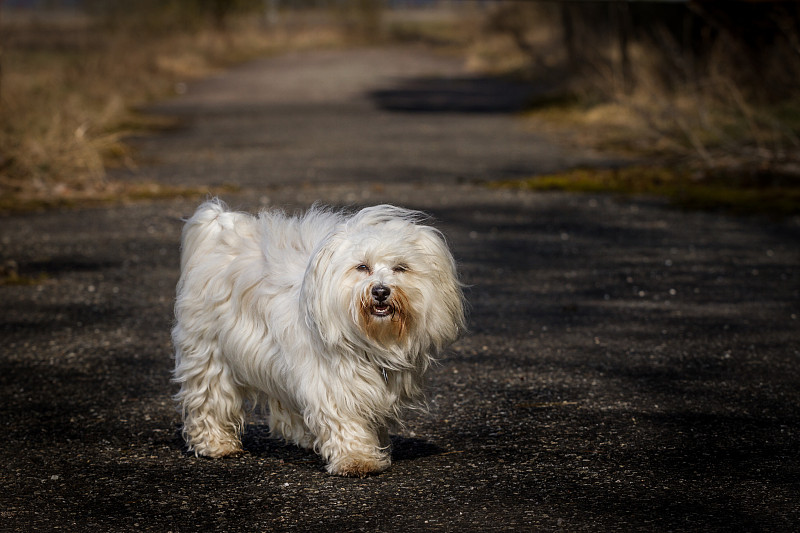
[[178, 200, 346, 312], [178, 199, 255, 273]]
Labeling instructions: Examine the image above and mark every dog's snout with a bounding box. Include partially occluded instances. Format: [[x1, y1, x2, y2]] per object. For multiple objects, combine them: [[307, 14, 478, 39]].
[[371, 284, 391, 302]]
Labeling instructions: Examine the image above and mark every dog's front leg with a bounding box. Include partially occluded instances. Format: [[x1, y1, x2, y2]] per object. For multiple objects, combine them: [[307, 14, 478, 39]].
[[306, 406, 392, 477]]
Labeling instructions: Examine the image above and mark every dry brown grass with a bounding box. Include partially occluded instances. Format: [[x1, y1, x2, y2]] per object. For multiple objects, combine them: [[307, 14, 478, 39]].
[[0, 5, 484, 213], [0, 9, 349, 211], [6, 4, 797, 216], [469, 3, 800, 214]]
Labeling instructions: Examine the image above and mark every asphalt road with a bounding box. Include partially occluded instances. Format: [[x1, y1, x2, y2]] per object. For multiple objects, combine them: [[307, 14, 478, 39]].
[[2, 47, 799, 532]]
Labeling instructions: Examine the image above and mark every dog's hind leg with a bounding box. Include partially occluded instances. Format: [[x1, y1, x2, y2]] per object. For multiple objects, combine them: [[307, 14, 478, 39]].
[[173, 340, 244, 458], [268, 398, 315, 450]]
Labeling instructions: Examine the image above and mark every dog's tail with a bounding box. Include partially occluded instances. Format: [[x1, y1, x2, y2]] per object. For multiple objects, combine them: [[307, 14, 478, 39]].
[[179, 198, 242, 272]]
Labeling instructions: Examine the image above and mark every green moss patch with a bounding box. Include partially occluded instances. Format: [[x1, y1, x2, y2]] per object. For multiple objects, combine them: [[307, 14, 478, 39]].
[[492, 166, 800, 217]]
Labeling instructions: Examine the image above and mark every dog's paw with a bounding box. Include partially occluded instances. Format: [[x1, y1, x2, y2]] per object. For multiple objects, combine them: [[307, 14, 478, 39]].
[[327, 455, 391, 478], [191, 439, 243, 458]]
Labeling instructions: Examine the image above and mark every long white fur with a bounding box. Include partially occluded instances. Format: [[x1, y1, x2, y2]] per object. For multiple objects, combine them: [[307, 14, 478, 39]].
[[172, 199, 465, 476]]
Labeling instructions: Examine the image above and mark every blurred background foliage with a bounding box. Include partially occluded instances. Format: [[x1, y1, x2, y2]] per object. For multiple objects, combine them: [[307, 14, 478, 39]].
[[476, 2, 800, 214], [84, 0, 266, 30], [1, 0, 798, 213]]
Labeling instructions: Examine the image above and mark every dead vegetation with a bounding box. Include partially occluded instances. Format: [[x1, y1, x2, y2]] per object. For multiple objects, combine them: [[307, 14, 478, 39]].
[[0, 5, 352, 212], [2, 2, 798, 215], [472, 2, 800, 215]]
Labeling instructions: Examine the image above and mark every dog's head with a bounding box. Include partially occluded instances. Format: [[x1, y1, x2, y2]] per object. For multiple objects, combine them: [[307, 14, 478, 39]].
[[302, 205, 465, 362]]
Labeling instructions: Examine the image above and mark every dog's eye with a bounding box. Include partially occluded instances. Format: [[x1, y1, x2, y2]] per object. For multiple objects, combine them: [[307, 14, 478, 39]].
[[356, 264, 371, 273], [392, 264, 409, 273]]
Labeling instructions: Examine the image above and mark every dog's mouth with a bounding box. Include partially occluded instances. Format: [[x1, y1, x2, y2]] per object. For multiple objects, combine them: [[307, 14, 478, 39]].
[[370, 303, 393, 317]]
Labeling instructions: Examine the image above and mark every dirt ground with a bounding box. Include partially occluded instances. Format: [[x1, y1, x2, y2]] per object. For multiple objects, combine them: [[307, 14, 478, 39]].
[[2, 47, 798, 531]]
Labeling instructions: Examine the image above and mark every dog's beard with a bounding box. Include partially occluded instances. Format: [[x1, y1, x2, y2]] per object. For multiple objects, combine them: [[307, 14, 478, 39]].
[[357, 284, 414, 345]]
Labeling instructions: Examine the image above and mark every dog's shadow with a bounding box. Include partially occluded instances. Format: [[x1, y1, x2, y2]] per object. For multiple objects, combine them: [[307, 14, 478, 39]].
[[237, 424, 443, 469], [171, 424, 443, 472], [389, 434, 443, 462]]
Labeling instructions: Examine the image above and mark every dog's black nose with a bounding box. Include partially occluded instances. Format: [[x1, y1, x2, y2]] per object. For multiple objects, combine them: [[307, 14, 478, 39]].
[[371, 285, 391, 302]]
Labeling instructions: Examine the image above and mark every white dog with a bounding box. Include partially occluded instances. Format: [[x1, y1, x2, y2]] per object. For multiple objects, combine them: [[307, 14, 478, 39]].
[[172, 199, 465, 476]]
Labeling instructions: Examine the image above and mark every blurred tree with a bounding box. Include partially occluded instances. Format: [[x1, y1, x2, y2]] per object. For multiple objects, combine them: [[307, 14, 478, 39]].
[[86, 0, 265, 33]]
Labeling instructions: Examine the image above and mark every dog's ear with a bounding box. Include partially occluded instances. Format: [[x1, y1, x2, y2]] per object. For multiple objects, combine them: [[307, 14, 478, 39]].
[[300, 229, 350, 349], [412, 226, 467, 352]]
